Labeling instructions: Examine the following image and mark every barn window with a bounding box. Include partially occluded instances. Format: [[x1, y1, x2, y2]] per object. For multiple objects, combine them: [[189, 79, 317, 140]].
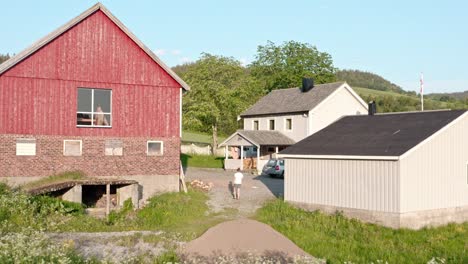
[[269, 120, 275, 130], [77, 88, 112, 127], [64, 140, 82, 156], [285, 118, 292, 130], [147, 141, 163, 156], [16, 138, 36, 156], [253, 120, 259, 130], [105, 139, 123, 156]]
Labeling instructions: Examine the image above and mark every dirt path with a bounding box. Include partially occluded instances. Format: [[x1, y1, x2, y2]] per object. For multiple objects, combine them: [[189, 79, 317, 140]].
[[185, 167, 284, 218], [48, 168, 314, 263], [180, 219, 323, 263]]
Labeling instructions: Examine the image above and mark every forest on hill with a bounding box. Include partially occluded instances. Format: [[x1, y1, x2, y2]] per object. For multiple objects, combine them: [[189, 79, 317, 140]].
[[336, 69, 409, 94]]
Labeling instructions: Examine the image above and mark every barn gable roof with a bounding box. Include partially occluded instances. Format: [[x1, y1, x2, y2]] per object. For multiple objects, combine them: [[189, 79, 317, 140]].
[[240, 82, 358, 117], [280, 110, 467, 157], [0, 3, 190, 91]]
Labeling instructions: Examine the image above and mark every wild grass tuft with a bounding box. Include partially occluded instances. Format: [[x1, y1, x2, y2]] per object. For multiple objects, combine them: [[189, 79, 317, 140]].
[[256, 199, 468, 263]]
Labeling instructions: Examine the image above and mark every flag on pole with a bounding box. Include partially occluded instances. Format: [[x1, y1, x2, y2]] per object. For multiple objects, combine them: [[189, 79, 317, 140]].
[[420, 73, 424, 111], [420, 73, 424, 94]]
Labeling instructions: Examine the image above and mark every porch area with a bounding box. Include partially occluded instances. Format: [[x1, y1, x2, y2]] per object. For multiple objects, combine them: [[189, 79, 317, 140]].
[[219, 130, 295, 173]]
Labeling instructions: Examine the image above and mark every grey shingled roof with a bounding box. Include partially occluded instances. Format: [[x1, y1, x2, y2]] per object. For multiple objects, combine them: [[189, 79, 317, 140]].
[[280, 110, 467, 157], [240, 82, 345, 117], [0, 3, 190, 91], [238, 130, 296, 146]]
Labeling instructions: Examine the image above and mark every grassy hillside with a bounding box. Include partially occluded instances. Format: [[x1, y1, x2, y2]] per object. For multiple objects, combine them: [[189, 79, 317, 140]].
[[182, 131, 227, 144], [337, 69, 407, 94], [354, 87, 468, 112]]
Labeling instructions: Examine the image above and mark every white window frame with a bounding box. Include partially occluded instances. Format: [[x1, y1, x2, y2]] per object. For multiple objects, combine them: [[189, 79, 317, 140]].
[[16, 138, 36, 156], [253, 120, 259, 130], [147, 141, 164, 156], [77, 88, 112, 128], [285, 118, 293, 131], [63, 140, 82, 156], [269, 119, 275, 130]]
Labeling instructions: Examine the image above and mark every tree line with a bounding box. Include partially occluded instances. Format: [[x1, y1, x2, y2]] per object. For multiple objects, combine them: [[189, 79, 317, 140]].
[[173, 41, 337, 149]]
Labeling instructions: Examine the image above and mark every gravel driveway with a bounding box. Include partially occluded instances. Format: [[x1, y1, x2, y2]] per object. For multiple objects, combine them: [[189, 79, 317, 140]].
[[185, 167, 284, 218]]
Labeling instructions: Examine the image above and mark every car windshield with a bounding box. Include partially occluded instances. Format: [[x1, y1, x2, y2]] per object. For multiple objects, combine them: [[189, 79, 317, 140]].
[[266, 160, 276, 166], [279, 160, 285, 166]]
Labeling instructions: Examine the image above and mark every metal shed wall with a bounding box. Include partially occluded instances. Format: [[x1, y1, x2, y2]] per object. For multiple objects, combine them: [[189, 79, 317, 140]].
[[400, 112, 468, 212], [285, 158, 400, 213]]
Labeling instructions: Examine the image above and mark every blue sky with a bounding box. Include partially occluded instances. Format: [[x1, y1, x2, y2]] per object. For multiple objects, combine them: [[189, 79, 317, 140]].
[[1, 0, 467, 93]]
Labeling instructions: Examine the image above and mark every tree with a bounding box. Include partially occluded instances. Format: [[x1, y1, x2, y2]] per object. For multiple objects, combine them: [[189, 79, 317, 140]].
[[0, 53, 10, 65], [250, 41, 336, 92], [174, 53, 264, 152]]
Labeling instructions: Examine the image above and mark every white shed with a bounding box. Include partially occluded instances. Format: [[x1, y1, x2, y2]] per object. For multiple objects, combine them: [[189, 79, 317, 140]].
[[279, 110, 468, 229]]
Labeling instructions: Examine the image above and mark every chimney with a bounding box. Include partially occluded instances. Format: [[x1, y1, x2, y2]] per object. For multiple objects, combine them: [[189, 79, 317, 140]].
[[368, 101, 377, 115], [301, 78, 314, 93]]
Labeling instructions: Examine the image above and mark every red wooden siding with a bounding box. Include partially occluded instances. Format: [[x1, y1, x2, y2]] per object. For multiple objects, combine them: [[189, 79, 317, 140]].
[[0, 10, 181, 137]]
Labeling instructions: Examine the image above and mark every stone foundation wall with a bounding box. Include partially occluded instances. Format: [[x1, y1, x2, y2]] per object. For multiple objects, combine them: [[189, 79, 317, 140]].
[[290, 201, 468, 229]]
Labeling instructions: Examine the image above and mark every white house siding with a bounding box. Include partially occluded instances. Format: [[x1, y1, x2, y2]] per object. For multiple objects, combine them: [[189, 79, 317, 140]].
[[308, 86, 367, 135], [285, 158, 400, 213], [243, 114, 307, 142], [399, 113, 468, 213]]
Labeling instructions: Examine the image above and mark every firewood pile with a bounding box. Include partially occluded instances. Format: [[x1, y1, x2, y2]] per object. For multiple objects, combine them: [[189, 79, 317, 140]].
[[190, 179, 214, 192]]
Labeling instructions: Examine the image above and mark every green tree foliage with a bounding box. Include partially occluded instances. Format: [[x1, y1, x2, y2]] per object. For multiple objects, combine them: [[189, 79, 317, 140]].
[[174, 53, 264, 149], [0, 53, 10, 64], [250, 41, 336, 92], [336, 69, 406, 94]]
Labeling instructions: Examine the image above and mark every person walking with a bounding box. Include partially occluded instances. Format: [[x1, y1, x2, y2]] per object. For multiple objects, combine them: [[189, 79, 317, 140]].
[[233, 168, 244, 200]]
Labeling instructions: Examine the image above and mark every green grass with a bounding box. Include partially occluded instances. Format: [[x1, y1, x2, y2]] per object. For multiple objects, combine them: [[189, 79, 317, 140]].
[[181, 153, 224, 168], [182, 130, 226, 144], [22, 171, 85, 190], [256, 199, 468, 263]]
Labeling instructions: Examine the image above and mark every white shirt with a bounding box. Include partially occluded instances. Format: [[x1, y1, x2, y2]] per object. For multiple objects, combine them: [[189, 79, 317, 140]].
[[234, 172, 244, 184]]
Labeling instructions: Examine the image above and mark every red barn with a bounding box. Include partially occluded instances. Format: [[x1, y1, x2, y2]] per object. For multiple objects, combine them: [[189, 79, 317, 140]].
[[0, 3, 189, 201]]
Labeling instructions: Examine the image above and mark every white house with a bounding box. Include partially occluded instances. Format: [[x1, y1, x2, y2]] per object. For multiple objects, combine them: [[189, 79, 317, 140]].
[[279, 110, 468, 229], [220, 79, 368, 171]]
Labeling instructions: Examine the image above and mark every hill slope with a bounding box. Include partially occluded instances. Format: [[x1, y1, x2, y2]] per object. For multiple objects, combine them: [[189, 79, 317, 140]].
[[337, 70, 406, 94]]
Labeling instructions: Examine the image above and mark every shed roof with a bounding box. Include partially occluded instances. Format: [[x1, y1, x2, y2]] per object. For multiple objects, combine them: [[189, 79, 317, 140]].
[[0, 3, 190, 91], [220, 130, 296, 147], [240, 82, 345, 117], [280, 110, 467, 157]]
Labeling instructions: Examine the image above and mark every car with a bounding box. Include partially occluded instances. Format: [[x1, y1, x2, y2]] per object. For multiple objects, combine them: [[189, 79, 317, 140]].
[[262, 159, 284, 178]]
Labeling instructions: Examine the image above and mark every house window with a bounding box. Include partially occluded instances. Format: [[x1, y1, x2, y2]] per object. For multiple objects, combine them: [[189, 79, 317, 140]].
[[64, 140, 82, 156], [77, 88, 112, 127], [16, 138, 36, 156], [105, 139, 123, 156], [269, 120, 275, 130], [253, 120, 259, 130], [147, 141, 163, 156], [285, 118, 292, 130], [267, 147, 275, 152]]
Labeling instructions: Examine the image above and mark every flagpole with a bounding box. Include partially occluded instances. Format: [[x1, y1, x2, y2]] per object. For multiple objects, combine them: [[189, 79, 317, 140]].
[[420, 73, 424, 111]]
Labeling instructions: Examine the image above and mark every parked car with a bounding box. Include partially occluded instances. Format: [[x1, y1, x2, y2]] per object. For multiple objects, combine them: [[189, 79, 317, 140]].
[[262, 159, 284, 178]]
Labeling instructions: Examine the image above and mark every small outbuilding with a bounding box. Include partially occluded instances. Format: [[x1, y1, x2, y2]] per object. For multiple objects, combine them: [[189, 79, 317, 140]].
[[279, 110, 468, 229]]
